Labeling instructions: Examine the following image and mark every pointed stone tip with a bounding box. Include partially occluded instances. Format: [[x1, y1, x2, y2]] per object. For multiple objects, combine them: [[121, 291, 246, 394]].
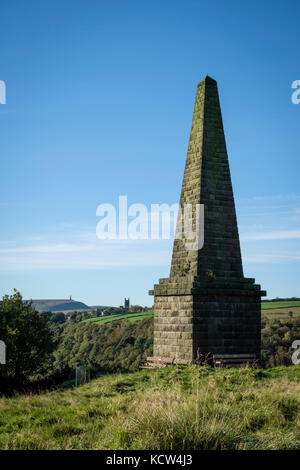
[[197, 75, 217, 87]]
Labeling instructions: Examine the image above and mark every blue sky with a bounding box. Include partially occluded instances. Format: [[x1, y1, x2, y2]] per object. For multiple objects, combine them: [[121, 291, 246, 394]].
[[0, 0, 299, 306]]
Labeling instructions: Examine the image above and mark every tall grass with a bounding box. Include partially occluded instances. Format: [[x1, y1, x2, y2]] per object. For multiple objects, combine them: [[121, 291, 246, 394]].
[[104, 367, 300, 450], [0, 366, 299, 450]]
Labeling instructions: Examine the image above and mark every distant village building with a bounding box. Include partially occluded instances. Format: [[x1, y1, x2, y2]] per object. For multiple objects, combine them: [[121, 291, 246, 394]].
[[124, 298, 130, 309]]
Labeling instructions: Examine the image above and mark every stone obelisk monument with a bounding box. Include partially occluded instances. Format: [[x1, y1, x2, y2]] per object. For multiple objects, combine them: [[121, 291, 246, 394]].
[[149, 76, 266, 365]]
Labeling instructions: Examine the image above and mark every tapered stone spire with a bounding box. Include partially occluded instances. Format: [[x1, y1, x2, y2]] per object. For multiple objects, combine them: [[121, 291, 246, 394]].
[[150, 76, 266, 364], [170, 75, 243, 281]]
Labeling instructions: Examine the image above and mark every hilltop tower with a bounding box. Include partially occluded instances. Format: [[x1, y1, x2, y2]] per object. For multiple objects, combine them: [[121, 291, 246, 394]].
[[149, 76, 266, 364]]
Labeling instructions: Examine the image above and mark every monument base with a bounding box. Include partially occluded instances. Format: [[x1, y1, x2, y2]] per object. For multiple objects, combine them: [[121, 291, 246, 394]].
[[150, 276, 266, 365]]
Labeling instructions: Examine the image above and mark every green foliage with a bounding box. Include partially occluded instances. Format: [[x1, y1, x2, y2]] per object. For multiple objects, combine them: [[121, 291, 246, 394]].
[[53, 317, 153, 373], [261, 317, 300, 367], [49, 312, 66, 324], [0, 290, 56, 391]]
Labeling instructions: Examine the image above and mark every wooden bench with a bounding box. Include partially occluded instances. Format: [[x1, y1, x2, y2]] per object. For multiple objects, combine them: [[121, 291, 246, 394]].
[[140, 356, 175, 369], [213, 354, 258, 368]]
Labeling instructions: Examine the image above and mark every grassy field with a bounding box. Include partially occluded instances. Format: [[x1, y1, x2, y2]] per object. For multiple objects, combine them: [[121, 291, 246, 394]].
[[261, 300, 300, 310], [0, 365, 299, 450], [262, 307, 300, 320], [82, 310, 153, 325], [261, 301, 300, 320]]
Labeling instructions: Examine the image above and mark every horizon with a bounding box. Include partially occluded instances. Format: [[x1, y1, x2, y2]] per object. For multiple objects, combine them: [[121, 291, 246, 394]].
[[0, 0, 299, 306]]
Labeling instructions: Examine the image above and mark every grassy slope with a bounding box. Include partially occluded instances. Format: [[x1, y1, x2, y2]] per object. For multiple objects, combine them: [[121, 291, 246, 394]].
[[0, 366, 299, 450], [82, 310, 153, 325]]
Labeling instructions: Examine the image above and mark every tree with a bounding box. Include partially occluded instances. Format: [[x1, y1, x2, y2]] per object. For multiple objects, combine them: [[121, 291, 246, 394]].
[[0, 290, 56, 389], [49, 312, 66, 324], [129, 305, 143, 313]]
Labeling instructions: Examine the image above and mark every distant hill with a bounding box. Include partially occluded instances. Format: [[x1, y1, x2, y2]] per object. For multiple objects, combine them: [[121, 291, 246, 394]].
[[29, 299, 90, 312]]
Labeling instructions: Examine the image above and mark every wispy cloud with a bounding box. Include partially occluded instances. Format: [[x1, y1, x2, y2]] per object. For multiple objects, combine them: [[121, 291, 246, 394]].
[[0, 243, 95, 254], [1, 192, 300, 273], [0, 230, 172, 272], [241, 229, 300, 241], [243, 251, 300, 263], [238, 194, 300, 203]]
